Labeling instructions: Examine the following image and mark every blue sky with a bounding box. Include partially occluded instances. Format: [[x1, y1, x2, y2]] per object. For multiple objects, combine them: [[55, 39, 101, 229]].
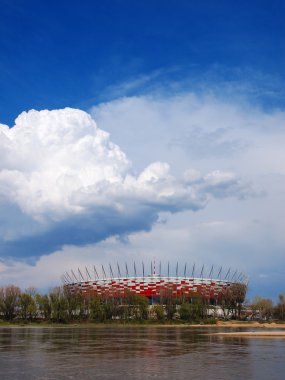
[[0, 0, 285, 299], [1, 0, 285, 124]]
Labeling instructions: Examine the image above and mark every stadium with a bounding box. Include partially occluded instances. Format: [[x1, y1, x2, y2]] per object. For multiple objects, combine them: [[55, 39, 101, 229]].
[[63, 261, 247, 305]]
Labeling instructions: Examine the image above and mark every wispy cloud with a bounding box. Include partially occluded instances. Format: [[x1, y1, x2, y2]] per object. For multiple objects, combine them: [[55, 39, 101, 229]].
[[90, 66, 285, 111]]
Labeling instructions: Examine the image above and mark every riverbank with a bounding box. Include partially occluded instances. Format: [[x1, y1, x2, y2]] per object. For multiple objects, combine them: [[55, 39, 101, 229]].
[[1, 320, 285, 328]]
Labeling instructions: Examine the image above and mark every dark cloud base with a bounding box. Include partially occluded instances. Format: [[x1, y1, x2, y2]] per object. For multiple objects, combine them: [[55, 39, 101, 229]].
[[0, 209, 158, 262]]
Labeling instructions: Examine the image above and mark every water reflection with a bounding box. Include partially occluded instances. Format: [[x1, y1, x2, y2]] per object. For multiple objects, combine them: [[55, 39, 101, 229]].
[[0, 327, 284, 379]]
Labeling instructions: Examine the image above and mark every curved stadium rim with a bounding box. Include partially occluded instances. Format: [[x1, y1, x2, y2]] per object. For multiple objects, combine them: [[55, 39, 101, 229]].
[[62, 262, 247, 301]]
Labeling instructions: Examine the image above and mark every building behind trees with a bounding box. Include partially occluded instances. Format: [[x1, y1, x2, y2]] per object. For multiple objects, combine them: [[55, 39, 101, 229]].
[[0, 261, 250, 323]]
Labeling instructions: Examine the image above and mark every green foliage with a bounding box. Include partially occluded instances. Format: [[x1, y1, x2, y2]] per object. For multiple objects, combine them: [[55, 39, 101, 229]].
[[19, 293, 37, 320], [204, 317, 217, 325], [35, 294, 51, 320], [275, 294, 285, 321], [152, 305, 165, 321], [64, 289, 85, 321], [129, 294, 148, 320], [89, 298, 107, 322], [49, 287, 69, 322], [0, 285, 21, 320], [179, 302, 203, 322]]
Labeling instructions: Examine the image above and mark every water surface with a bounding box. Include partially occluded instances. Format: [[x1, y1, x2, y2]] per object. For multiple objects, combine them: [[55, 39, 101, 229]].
[[0, 326, 284, 379]]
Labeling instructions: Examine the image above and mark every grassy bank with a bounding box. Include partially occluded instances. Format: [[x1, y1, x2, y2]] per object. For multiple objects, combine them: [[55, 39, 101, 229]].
[[1, 320, 285, 328]]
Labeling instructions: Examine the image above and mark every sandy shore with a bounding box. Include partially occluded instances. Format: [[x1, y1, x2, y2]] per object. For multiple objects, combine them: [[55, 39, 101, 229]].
[[214, 322, 285, 329], [152, 322, 285, 329], [207, 331, 285, 337]]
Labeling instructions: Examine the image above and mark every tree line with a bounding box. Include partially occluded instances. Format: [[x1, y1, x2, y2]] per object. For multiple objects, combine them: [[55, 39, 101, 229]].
[[1, 283, 283, 323], [0, 285, 209, 323]]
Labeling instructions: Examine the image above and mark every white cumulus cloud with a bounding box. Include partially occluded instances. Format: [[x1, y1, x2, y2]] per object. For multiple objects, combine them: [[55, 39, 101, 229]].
[[0, 107, 251, 259]]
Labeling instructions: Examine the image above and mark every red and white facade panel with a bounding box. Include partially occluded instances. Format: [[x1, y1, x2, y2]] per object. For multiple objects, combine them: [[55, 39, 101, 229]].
[[68, 275, 233, 299]]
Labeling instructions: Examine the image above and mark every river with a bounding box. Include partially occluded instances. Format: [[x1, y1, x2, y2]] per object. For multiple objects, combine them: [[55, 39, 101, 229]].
[[0, 326, 285, 379]]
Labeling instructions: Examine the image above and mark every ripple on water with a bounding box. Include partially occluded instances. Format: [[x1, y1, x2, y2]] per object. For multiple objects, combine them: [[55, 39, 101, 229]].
[[0, 327, 285, 380]]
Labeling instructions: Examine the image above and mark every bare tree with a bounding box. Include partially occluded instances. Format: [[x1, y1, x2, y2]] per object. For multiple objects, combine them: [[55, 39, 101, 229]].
[[251, 296, 274, 321], [219, 283, 247, 320]]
